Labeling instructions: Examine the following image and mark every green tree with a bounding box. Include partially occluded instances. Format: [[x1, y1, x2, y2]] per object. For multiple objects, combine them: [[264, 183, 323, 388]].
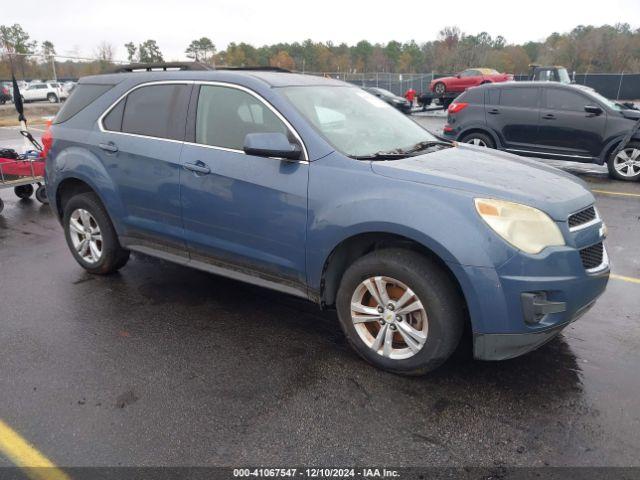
[[0, 23, 37, 77], [138, 40, 163, 63], [185, 37, 216, 63], [124, 42, 137, 62], [41, 40, 56, 57]]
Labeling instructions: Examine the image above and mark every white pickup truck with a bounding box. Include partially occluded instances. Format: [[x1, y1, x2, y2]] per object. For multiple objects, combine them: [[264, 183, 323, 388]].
[[21, 82, 69, 103]]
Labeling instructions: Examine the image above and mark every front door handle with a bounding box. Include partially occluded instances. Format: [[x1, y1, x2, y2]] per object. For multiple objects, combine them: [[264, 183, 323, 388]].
[[542, 114, 556, 120], [99, 142, 118, 153], [184, 161, 211, 175], [488, 108, 500, 115]]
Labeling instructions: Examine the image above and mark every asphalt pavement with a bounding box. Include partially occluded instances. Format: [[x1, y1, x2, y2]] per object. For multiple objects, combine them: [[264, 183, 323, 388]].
[[0, 123, 639, 469]]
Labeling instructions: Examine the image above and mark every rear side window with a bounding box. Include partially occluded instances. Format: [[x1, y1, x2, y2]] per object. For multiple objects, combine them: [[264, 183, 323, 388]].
[[195, 85, 289, 150], [119, 84, 191, 140], [102, 99, 125, 131], [544, 89, 589, 112], [458, 87, 484, 104], [499, 88, 539, 108], [54, 84, 114, 124]]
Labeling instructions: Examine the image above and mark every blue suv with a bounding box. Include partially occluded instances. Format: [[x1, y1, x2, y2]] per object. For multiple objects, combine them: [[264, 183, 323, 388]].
[[45, 67, 610, 374]]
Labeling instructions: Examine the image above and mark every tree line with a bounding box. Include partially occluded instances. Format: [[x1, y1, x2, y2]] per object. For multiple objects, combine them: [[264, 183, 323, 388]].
[[1, 22, 639, 81]]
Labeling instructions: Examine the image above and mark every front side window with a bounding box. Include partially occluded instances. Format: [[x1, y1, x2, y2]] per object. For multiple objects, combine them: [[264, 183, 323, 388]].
[[499, 87, 539, 108], [195, 85, 289, 150], [282, 86, 437, 157], [545, 89, 588, 112], [118, 84, 191, 140]]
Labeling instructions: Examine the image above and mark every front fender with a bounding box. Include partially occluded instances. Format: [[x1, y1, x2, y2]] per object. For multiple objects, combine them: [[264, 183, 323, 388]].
[[306, 153, 515, 293]]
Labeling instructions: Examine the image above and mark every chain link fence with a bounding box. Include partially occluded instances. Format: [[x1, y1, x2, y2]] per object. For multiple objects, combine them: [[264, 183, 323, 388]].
[[310, 72, 640, 100]]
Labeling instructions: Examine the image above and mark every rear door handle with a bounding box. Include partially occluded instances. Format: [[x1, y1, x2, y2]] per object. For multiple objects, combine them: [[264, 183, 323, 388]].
[[488, 108, 500, 115], [99, 142, 118, 153], [184, 161, 211, 175], [542, 114, 556, 120]]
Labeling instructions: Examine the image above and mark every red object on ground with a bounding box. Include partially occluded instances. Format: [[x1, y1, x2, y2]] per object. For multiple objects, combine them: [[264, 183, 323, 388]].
[[0, 158, 45, 177], [404, 88, 417, 102]]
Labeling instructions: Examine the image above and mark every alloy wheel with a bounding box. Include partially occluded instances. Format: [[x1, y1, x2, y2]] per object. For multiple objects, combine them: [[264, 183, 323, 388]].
[[467, 138, 487, 147], [350, 276, 428, 360], [69, 208, 103, 264], [613, 148, 640, 177]]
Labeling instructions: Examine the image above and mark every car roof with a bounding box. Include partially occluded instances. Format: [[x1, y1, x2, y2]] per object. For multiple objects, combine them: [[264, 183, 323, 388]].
[[478, 81, 589, 92], [78, 70, 348, 88]]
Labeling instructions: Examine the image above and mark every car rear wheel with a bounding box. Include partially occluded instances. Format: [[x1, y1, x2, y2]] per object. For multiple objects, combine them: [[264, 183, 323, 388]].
[[47, 93, 59, 103], [608, 142, 640, 181], [433, 82, 446, 96], [63, 192, 130, 274], [461, 132, 495, 149], [336, 249, 465, 375]]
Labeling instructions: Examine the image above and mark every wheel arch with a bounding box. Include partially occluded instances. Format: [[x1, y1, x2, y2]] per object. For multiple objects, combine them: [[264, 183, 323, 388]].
[[319, 232, 470, 317], [458, 126, 500, 148]]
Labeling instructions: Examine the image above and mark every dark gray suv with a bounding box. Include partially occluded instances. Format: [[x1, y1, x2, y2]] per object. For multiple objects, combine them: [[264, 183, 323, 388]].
[[442, 82, 640, 181]]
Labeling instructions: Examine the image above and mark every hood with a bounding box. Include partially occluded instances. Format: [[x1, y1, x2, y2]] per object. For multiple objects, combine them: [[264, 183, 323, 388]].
[[620, 108, 640, 120], [370, 144, 594, 221]]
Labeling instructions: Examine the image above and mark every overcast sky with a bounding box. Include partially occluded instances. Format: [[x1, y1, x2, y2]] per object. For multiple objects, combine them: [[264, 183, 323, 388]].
[[6, 0, 640, 61]]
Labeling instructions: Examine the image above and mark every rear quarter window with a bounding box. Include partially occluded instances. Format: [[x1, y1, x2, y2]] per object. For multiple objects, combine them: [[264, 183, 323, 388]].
[[120, 84, 191, 141], [499, 87, 539, 108], [458, 87, 484, 104], [53, 84, 114, 124]]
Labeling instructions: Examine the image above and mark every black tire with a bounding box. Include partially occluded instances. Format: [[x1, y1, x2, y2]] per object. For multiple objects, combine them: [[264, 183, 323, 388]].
[[0, 98, 5, 105], [35, 185, 49, 204], [47, 93, 58, 103], [433, 82, 446, 96], [336, 249, 465, 375], [14, 184, 34, 199], [63, 192, 130, 274], [607, 141, 640, 181], [460, 131, 495, 149], [0, 198, 4, 214]]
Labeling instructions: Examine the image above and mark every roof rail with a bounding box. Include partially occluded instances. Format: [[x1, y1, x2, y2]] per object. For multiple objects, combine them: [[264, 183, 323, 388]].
[[111, 62, 214, 73], [216, 66, 291, 73]]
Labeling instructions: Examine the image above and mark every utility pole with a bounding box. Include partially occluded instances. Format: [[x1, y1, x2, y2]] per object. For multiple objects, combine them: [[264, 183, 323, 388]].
[[50, 55, 58, 82]]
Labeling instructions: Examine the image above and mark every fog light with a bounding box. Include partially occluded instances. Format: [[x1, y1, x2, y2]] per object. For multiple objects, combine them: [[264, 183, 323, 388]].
[[521, 292, 566, 325]]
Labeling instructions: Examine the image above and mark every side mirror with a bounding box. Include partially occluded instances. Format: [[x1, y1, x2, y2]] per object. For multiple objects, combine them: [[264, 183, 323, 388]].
[[243, 132, 302, 161], [456, 74, 461, 79], [584, 105, 603, 115]]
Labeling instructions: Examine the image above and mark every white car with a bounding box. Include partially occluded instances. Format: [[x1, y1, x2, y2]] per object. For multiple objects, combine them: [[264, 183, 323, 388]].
[[21, 82, 68, 103]]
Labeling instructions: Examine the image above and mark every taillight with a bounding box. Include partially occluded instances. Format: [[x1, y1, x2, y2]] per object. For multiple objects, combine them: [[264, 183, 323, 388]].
[[40, 121, 53, 159], [448, 102, 468, 114]]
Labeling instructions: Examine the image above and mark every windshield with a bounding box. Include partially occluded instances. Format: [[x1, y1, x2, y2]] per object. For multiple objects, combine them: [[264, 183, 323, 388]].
[[558, 68, 571, 84], [587, 90, 623, 111], [281, 86, 437, 157]]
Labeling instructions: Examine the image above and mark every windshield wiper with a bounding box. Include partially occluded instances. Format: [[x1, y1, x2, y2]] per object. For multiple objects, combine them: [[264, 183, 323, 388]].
[[403, 140, 452, 153], [349, 140, 453, 160], [349, 150, 412, 160]]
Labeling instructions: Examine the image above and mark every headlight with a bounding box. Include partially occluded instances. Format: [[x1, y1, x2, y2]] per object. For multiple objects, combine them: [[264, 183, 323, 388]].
[[474, 198, 565, 254]]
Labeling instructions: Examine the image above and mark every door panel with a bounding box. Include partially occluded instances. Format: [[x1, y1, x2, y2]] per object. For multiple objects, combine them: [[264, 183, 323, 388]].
[[486, 87, 541, 148], [95, 83, 192, 252], [179, 84, 308, 286], [180, 146, 308, 284], [537, 88, 606, 157]]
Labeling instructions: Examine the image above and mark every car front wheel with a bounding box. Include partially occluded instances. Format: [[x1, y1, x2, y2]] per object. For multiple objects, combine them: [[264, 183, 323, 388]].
[[63, 192, 130, 274], [608, 142, 640, 181], [336, 249, 465, 375]]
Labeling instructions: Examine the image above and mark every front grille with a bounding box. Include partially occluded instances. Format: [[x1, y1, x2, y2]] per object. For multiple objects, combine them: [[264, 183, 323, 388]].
[[569, 206, 596, 229], [579, 242, 604, 270]]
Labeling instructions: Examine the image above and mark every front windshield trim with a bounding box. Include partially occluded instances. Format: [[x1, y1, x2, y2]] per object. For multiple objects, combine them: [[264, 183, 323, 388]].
[[280, 85, 439, 159]]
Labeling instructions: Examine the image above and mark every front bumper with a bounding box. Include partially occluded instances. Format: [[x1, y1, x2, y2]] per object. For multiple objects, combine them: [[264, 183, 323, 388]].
[[474, 300, 596, 360]]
